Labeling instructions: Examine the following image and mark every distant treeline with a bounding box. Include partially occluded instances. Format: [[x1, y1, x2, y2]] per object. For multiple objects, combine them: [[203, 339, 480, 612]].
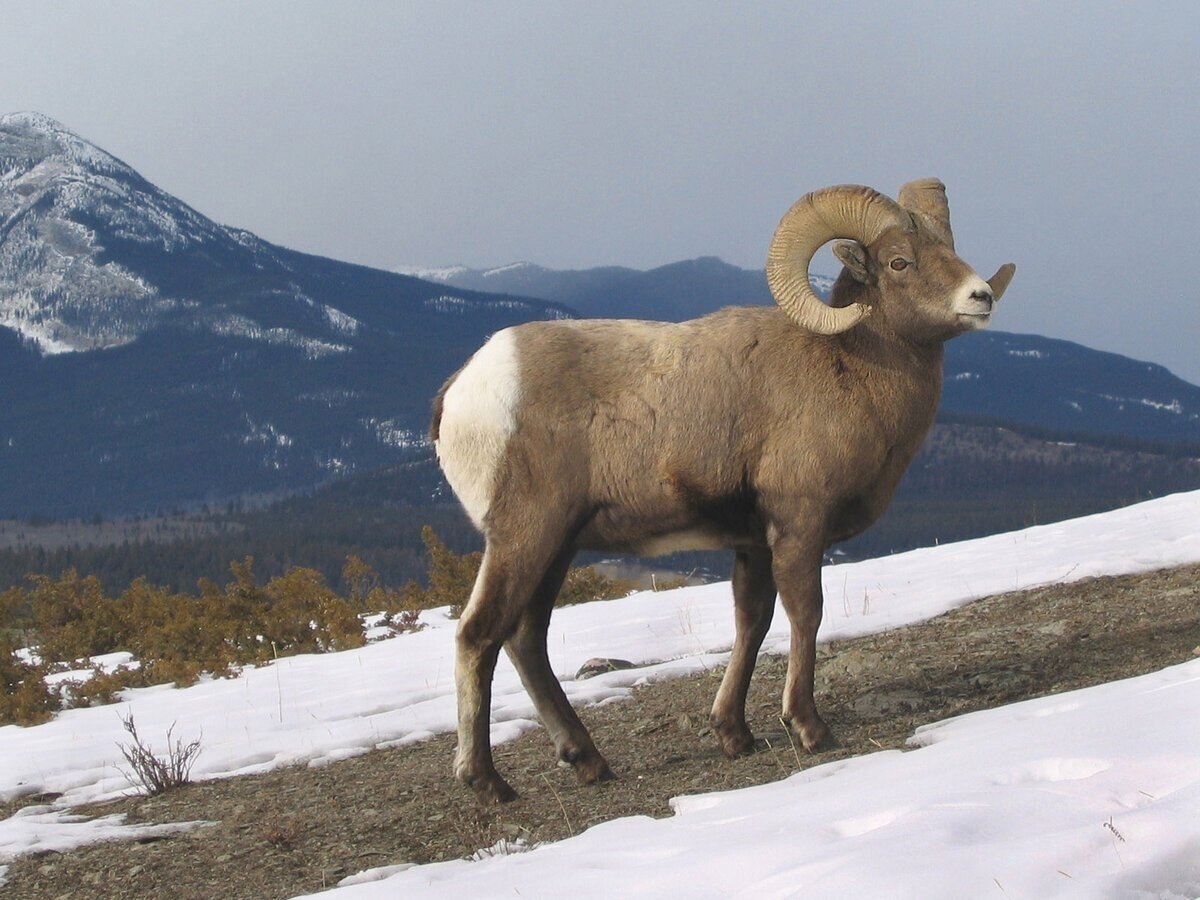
[[936, 412, 1200, 460], [0, 503, 477, 595]]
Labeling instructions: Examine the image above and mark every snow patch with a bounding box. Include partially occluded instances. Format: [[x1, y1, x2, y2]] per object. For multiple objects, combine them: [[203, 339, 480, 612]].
[[423, 294, 571, 320], [482, 262, 539, 277], [363, 418, 428, 449], [1098, 393, 1184, 415], [393, 265, 469, 282], [322, 305, 361, 336], [209, 315, 350, 358]]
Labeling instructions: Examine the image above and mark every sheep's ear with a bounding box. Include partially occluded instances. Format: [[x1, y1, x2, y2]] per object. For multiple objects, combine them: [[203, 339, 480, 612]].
[[833, 240, 870, 283]]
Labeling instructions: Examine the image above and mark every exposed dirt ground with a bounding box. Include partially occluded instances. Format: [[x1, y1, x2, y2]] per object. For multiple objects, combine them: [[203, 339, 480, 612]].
[[5, 563, 1199, 899]]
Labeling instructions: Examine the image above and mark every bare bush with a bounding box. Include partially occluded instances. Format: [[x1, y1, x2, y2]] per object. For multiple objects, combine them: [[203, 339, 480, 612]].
[[118, 711, 202, 795]]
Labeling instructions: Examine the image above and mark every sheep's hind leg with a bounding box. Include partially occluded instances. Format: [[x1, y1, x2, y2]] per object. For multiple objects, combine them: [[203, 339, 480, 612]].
[[710, 548, 776, 757], [505, 546, 615, 785], [454, 550, 533, 804]]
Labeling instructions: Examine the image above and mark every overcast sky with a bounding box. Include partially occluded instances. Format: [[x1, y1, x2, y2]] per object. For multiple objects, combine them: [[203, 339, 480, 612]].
[[2, 1, 1198, 382]]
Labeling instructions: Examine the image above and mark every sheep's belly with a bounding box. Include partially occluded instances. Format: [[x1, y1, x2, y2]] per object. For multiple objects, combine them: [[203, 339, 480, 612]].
[[633, 529, 730, 557]]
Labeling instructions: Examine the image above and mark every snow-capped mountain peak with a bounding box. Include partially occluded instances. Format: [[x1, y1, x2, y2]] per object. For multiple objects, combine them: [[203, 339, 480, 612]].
[[0, 112, 137, 178], [0, 110, 269, 353]]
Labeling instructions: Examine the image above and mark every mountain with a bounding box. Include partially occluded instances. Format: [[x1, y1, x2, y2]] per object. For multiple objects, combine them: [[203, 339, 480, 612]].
[[395, 257, 836, 322], [943, 331, 1200, 445], [0, 112, 569, 517], [406, 259, 1200, 447]]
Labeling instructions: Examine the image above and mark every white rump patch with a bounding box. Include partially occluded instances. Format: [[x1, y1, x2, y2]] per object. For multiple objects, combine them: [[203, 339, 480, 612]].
[[436, 329, 522, 528]]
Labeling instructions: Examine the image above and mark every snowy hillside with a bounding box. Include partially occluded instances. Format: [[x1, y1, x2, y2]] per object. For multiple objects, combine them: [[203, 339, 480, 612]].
[[0, 111, 271, 353], [0, 112, 574, 516], [2, 490, 1199, 895], [0, 112, 566, 360]]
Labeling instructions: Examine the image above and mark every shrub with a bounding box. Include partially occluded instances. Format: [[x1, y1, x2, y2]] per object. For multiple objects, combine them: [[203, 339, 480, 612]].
[[117, 712, 202, 795], [558, 564, 634, 606], [0, 632, 57, 725], [419, 525, 482, 616], [27, 569, 128, 663], [119, 578, 232, 684], [263, 567, 365, 654], [63, 665, 145, 709]]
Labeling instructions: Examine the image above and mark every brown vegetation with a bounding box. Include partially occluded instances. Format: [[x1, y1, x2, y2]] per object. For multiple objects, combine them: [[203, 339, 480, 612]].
[[0, 529, 629, 726]]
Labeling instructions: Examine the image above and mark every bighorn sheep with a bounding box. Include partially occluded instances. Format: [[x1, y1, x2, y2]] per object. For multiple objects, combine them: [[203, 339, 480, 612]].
[[432, 180, 1015, 803]]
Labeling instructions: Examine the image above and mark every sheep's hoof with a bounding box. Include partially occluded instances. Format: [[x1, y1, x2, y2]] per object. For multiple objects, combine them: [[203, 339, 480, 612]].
[[559, 743, 616, 785], [574, 754, 617, 785], [458, 768, 519, 804], [712, 720, 756, 758], [786, 714, 837, 753]]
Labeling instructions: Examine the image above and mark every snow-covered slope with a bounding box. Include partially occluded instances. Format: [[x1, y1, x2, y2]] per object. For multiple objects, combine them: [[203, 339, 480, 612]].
[[0, 112, 271, 352], [324, 660, 1200, 899], [0, 112, 570, 360], [2, 490, 1199, 895]]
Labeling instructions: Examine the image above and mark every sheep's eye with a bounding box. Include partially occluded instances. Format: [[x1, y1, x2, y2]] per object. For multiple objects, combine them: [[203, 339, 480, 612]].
[[890, 258, 908, 272]]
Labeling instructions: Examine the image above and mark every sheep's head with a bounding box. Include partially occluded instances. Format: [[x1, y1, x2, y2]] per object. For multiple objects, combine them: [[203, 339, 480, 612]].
[[766, 180, 1015, 341]]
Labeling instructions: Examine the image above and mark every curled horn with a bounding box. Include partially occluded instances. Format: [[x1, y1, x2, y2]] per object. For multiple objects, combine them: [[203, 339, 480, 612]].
[[766, 185, 908, 334]]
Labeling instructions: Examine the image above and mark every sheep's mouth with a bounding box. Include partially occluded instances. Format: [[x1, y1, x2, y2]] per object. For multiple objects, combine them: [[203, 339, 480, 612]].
[[958, 311, 991, 328]]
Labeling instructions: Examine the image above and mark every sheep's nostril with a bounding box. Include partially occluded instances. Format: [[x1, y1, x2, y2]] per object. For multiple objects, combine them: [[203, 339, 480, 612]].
[[970, 290, 994, 308]]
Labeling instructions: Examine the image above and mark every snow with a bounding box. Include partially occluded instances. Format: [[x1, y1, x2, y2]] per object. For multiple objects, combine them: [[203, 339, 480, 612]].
[[1099, 393, 1186, 416], [314, 662, 1200, 900], [392, 264, 469, 282], [482, 262, 539, 277], [43, 652, 139, 688], [423, 294, 571, 320], [208, 314, 350, 358], [2, 490, 1200, 896], [321, 304, 361, 336], [362, 418, 429, 450]]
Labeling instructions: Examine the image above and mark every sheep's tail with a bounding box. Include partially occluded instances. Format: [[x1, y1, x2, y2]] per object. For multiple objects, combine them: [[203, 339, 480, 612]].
[[429, 368, 461, 442]]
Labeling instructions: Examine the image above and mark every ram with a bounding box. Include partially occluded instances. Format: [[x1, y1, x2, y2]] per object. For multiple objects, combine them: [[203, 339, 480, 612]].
[[432, 180, 1015, 802]]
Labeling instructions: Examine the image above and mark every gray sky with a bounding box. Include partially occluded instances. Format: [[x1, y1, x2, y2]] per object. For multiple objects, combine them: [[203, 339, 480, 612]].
[[3, 1, 1199, 382]]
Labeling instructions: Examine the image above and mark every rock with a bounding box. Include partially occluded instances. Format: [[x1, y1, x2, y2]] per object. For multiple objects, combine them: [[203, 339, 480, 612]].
[[837, 651, 874, 678], [851, 689, 923, 718], [576, 658, 636, 680]]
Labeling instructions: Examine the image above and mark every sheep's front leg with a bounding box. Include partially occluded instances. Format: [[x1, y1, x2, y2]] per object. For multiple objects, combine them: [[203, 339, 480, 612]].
[[710, 548, 776, 757], [771, 534, 834, 751]]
